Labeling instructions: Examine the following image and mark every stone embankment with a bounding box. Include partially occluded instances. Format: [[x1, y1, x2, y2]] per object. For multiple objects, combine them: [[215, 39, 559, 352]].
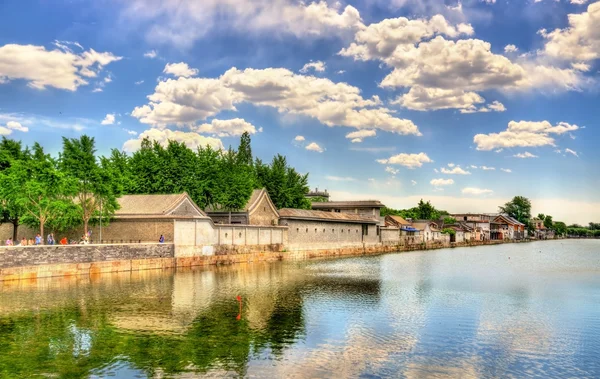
[[0, 239, 533, 282]]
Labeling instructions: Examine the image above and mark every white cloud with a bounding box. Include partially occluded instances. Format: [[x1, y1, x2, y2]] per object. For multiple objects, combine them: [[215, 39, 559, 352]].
[[306, 142, 324, 153], [163, 62, 199, 78], [504, 44, 519, 53], [196, 118, 258, 137], [0, 112, 88, 132], [411, 180, 417, 186], [376, 152, 433, 169], [326, 175, 356, 181], [294, 135, 305, 142], [144, 50, 158, 59], [430, 178, 454, 187], [132, 67, 420, 136], [474, 120, 579, 151], [0, 43, 121, 91], [393, 86, 486, 112], [441, 166, 471, 175], [513, 151, 539, 158], [135, 80, 144, 85], [92, 87, 103, 93], [120, 0, 364, 48], [481, 166, 496, 170], [447, 163, 455, 167], [336, 70, 346, 74], [565, 148, 579, 157], [300, 60, 326, 73], [470, 165, 478, 169], [541, 2, 600, 61], [101, 113, 115, 125], [500, 168, 512, 173], [571, 62, 591, 71], [385, 166, 399, 175], [5, 121, 28, 132], [462, 187, 493, 195], [570, 0, 588, 4], [345, 129, 376, 143], [123, 129, 138, 136], [123, 128, 224, 153], [0, 126, 11, 136]]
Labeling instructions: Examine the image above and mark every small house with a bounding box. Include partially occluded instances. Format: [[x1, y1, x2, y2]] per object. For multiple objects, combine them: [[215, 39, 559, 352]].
[[206, 188, 279, 226]]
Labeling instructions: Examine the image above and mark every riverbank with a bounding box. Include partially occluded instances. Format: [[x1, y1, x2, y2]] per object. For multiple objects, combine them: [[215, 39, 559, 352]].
[[0, 239, 540, 282]]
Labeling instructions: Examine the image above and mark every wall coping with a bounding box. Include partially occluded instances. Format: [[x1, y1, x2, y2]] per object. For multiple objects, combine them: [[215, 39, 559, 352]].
[[213, 224, 288, 230], [0, 243, 174, 249]]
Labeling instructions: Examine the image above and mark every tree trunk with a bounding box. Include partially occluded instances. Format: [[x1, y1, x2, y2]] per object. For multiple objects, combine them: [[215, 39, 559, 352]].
[[84, 218, 88, 236], [40, 221, 44, 245], [228, 211, 232, 224], [11, 219, 18, 242]]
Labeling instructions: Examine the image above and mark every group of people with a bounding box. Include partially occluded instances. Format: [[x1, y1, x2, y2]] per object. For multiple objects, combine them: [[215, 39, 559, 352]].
[[4, 231, 92, 246]]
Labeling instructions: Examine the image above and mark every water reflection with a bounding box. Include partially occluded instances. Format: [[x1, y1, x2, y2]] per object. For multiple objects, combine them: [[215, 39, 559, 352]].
[[0, 240, 598, 378]]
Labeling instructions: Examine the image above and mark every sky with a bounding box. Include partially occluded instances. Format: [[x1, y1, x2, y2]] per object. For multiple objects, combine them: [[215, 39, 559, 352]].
[[0, 0, 598, 224]]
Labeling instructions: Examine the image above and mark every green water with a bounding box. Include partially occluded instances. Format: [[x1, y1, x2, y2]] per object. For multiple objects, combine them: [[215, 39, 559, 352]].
[[0, 240, 599, 378]]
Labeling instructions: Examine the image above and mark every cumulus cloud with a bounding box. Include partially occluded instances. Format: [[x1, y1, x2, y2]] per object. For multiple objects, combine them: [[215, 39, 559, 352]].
[[196, 118, 258, 137], [123, 128, 224, 152], [120, 0, 365, 48], [294, 135, 305, 142], [340, 13, 590, 111], [411, 180, 417, 185], [376, 152, 433, 169], [0, 120, 29, 135], [123, 129, 138, 136], [441, 166, 471, 175], [0, 43, 121, 91], [500, 168, 512, 173], [470, 165, 478, 169], [300, 60, 326, 73], [462, 187, 493, 195], [513, 151, 538, 158], [481, 166, 496, 170], [430, 178, 454, 187], [474, 120, 579, 150], [144, 50, 158, 59], [504, 44, 519, 53], [306, 142, 324, 153], [565, 148, 579, 157], [101, 113, 115, 125], [163, 62, 199, 78], [135, 80, 145, 85], [345, 129, 376, 143], [132, 67, 420, 136], [540, 2, 600, 61]]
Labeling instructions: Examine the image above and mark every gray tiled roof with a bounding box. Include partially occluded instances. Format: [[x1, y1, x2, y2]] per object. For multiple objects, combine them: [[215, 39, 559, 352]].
[[279, 208, 378, 224]]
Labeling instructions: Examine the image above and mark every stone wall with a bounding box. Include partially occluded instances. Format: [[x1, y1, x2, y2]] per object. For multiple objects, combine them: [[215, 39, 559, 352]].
[[207, 213, 248, 225], [248, 194, 279, 226], [0, 243, 173, 269]]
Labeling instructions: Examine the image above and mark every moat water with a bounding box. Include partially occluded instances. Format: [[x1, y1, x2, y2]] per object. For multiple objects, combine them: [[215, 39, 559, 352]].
[[0, 240, 599, 378]]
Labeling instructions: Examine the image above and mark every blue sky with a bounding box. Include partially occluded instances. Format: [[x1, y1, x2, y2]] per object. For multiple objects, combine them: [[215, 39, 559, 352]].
[[0, 0, 598, 224]]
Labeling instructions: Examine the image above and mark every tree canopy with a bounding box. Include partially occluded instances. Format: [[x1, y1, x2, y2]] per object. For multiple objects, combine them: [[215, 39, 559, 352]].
[[381, 199, 449, 220]]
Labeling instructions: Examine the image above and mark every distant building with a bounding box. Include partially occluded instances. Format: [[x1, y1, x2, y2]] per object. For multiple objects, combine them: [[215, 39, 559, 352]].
[[206, 188, 279, 226], [411, 220, 442, 242], [278, 208, 380, 249], [305, 188, 330, 202], [531, 218, 554, 239], [311, 200, 385, 225], [450, 213, 494, 240], [492, 215, 525, 240]]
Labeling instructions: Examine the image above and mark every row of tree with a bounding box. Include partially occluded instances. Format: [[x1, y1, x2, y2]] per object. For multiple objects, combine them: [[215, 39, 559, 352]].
[[381, 199, 450, 220], [0, 132, 311, 240]]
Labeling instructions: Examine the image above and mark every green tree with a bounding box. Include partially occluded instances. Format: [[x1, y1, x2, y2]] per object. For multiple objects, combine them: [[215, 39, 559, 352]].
[[255, 155, 310, 210], [2, 143, 77, 239], [60, 135, 118, 235], [236, 131, 253, 167], [216, 148, 254, 223], [0, 138, 29, 240], [553, 221, 567, 236], [441, 228, 456, 236], [537, 213, 545, 221], [498, 196, 532, 224], [100, 149, 134, 196], [543, 215, 553, 229], [443, 217, 457, 225]]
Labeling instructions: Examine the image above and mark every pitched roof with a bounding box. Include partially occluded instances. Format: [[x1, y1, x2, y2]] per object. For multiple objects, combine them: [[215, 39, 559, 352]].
[[115, 193, 207, 219], [385, 215, 411, 226], [411, 221, 440, 232], [494, 214, 525, 226], [311, 200, 384, 209], [278, 208, 378, 224]]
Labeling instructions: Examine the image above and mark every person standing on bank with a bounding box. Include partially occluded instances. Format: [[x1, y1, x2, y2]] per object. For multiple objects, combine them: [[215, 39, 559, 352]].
[[35, 234, 42, 245], [159, 235, 164, 243]]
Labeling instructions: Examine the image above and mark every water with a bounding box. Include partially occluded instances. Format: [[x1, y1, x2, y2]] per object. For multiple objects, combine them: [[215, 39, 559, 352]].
[[0, 240, 599, 378]]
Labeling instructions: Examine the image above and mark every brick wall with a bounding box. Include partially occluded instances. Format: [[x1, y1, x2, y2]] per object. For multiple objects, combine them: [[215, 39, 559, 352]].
[[282, 219, 379, 250], [0, 243, 174, 269]]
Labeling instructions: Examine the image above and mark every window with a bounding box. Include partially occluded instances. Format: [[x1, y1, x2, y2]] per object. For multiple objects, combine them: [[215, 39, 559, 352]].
[[376, 226, 380, 236], [334, 209, 341, 213], [362, 224, 368, 236]]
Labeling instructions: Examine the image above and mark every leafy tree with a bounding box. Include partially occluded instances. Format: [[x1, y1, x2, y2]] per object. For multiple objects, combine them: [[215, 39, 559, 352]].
[[2, 143, 77, 239], [498, 196, 531, 225], [215, 148, 255, 223], [553, 221, 567, 236], [100, 149, 134, 196], [543, 215, 553, 229], [441, 228, 456, 236], [0, 138, 29, 240], [589, 222, 600, 230], [236, 131, 253, 166], [443, 217, 457, 225], [309, 196, 329, 203], [255, 155, 310, 210], [60, 135, 118, 235], [537, 213, 545, 221]]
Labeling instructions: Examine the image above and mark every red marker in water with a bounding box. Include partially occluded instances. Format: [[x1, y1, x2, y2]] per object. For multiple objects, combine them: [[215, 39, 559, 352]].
[[236, 295, 242, 320]]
